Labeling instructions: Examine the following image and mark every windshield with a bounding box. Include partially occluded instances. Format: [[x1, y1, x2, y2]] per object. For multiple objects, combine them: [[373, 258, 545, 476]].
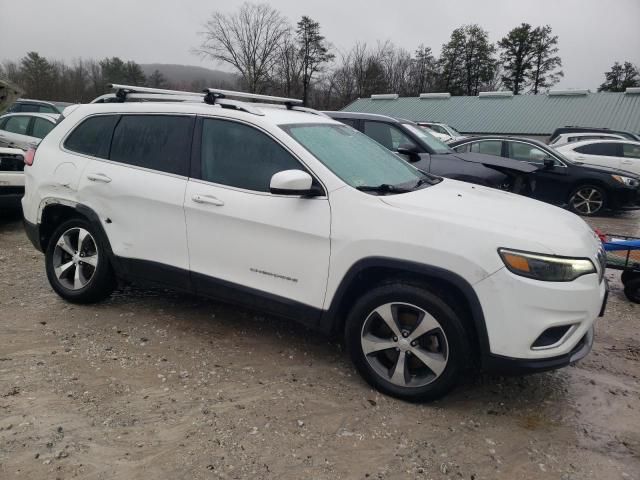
[[402, 123, 452, 154], [281, 123, 430, 189]]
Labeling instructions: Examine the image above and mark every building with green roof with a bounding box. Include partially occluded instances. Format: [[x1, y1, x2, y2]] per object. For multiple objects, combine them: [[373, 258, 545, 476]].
[[341, 89, 640, 141]]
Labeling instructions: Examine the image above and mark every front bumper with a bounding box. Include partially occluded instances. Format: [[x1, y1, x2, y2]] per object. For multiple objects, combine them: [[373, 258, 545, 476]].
[[483, 326, 594, 374], [609, 186, 640, 210], [474, 266, 605, 365]]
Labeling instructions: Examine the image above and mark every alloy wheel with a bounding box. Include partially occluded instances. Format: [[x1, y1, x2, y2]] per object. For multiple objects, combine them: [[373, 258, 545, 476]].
[[570, 187, 604, 215], [52, 227, 99, 290], [360, 302, 449, 388]]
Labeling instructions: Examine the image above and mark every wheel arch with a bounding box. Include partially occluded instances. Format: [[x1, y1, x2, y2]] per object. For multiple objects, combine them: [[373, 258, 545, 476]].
[[322, 257, 490, 362], [38, 201, 118, 272]]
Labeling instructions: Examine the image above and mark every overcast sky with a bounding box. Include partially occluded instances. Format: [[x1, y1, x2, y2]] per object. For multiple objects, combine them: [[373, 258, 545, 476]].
[[1, 0, 638, 90]]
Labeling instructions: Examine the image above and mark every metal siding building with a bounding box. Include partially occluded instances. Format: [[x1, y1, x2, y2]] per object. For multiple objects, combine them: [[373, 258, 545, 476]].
[[342, 91, 640, 140]]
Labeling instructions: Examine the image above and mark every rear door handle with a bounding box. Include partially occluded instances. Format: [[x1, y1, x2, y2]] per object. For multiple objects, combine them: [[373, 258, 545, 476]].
[[621, 159, 633, 165], [575, 156, 585, 161], [192, 194, 224, 206], [87, 173, 112, 183]]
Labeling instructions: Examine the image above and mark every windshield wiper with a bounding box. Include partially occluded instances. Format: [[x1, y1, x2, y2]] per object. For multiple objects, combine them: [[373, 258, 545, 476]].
[[356, 184, 412, 194]]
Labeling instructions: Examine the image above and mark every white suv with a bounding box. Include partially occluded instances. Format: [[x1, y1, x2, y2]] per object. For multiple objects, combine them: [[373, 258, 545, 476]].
[[22, 85, 607, 401]]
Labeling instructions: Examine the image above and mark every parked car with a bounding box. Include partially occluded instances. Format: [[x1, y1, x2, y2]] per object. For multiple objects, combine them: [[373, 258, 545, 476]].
[[450, 136, 640, 216], [23, 85, 607, 402], [554, 140, 640, 177], [416, 122, 466, 142], [415, 124, 451, 142], [7, 99, 72, 115], [549, 126, 640, 143], [324, 112, 536, 193], [0, 147, 25, 210], [549, 132, 627, 147], [0, 113, 59, 150]]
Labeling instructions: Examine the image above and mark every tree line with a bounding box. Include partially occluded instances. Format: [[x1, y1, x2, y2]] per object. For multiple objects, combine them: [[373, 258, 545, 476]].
[[1, 2, 638, 109]]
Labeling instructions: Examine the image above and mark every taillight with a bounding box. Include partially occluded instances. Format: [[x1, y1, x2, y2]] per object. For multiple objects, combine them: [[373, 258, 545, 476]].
[[24, 148, 36, 166]]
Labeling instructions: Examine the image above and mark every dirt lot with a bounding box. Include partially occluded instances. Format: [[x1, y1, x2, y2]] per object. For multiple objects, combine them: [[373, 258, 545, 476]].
[[1, 209, 639, 480]]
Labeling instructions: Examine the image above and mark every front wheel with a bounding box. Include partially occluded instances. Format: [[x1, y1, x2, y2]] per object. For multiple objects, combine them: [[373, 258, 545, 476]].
[[45, 218, 116, 303], [623, 276, 640, 304], [568, 185, 606, 216], [345, 283, 469, 402]]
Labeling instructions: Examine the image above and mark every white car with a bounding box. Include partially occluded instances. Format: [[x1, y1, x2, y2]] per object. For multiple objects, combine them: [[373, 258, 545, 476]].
[[416, 124, 451, 142], [0, 147, 25, 209], [0, 112, 59, 150], [549, 132, 627, 147], [22, 85, 606, 402], [417, 122, 466, 142], [555, 139, 640, 176]]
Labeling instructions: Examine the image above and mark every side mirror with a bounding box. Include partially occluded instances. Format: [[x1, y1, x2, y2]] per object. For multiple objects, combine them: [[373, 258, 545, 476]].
[[543, 158, 555, 169], [270, 170, 321, 196], [396, 144, 421, 162]]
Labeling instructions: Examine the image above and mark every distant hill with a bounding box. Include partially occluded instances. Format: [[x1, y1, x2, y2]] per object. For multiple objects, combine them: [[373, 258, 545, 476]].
[[140, 63, 239, 90]]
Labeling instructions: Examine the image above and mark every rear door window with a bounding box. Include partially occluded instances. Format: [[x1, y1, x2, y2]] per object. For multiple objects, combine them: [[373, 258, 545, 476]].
[[3, 116, 31, 135], [110, 115, 193, 176], [574, 143, 620, 156], [31, 118, 55, 139], [64, 115, 119, 158], [470, 140, 502, 156]]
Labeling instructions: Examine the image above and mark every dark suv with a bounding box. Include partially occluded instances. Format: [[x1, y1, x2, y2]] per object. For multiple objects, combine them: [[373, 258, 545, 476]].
[[324, 112, 536, 193]]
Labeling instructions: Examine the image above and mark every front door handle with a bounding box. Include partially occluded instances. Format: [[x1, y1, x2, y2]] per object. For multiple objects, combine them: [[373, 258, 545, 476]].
[[574, 155, 585, 161], [192, 194, 224, 206], [87, 173, 112, 183]]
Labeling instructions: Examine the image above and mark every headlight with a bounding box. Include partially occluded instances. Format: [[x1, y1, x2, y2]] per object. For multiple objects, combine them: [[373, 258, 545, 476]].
[[612, 175, 640, 187], [498, 248, 596, 282]]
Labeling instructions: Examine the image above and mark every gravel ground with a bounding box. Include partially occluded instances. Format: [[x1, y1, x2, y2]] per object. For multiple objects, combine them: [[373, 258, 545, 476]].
[[0, 209, 639, 480]]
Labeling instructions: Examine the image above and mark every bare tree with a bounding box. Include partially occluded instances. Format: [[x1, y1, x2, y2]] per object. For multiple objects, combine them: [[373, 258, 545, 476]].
[[197, 3, 288, 93]]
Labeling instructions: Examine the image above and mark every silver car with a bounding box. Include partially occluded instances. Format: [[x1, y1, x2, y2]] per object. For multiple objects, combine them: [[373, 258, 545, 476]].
[[0, 112, 59, 150]]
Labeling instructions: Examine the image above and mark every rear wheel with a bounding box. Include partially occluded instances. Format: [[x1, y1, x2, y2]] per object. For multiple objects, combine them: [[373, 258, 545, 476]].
[[568, 185, 606, 216], [345, 283, 469, 402], [45, 218, 115, 303], [623, 276, 640, 304]]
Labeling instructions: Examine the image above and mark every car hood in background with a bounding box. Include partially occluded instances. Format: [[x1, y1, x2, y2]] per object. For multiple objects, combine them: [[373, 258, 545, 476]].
[[439, 152, 539, 174]]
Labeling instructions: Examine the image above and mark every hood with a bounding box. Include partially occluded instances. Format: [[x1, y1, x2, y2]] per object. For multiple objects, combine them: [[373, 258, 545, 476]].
[[447, 151, 538, 174], [380, 178, 600, 258]]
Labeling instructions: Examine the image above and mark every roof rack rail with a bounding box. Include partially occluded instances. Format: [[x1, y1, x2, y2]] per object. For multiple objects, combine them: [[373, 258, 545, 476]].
[[203, 88, 303, 109]]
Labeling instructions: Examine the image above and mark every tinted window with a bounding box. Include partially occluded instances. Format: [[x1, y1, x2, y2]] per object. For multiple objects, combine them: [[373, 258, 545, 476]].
[[64, 115, 119, 158], [110, 115, 192, 176], [31, 118, 55, 139], [38, 105, 58, 114], [364, 121, 418, 151], [507, 142, 554, 164], [334, 118, 357, 128], [574, 143, 619, 156], [201, 118, 302, 192], [4, 116, 30, 135], [623, 143, 640, 159], [470, 140, 502, 156]]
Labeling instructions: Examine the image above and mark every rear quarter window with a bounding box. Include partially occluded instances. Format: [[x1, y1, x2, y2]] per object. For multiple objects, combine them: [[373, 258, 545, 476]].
[[64, 115, 119, 158]]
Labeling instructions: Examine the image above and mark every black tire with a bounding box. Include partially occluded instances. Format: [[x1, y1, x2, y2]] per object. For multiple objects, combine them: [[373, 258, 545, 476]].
[[568, 185, 606, 216], [623, 276, 640, 304], [621, 270, 634, 285], [45, 217, 116, 304], [345, 282, 470, 402]]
